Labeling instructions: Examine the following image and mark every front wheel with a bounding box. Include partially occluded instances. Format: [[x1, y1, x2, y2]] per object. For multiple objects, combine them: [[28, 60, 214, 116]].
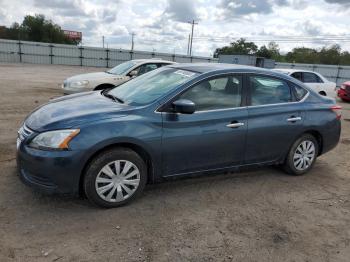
[[283, 134, 319, 176], [84, 148, 147, 208]]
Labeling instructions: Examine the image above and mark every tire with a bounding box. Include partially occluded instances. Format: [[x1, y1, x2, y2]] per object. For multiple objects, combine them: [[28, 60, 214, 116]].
[[84, 148, 147, 208], [283, 134, 319, 176]]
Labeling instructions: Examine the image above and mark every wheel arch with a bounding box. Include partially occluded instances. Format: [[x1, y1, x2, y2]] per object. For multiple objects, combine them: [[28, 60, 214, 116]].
[[319, 90, 327, 96], [79, 142, 155, 196], [301, 130, 323, 156], [94, 83, 115, 91]]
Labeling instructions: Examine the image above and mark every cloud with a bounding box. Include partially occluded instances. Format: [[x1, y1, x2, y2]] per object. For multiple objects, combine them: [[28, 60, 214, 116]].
[[324, 0, 350, 6], [164, 0, 198, 22], [1, 0, 350, 56], [33, 0, 88, 17], [301, 20, 322, 36], [218, 0, 290, 19]]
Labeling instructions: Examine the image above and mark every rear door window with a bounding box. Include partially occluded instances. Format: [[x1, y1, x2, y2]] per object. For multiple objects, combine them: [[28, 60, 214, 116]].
[[303, 72, 319, 83], [249, 76, 292, 106]]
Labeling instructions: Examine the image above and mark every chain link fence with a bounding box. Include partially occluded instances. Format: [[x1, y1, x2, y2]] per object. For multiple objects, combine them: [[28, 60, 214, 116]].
[[0, 39, 218, 67]]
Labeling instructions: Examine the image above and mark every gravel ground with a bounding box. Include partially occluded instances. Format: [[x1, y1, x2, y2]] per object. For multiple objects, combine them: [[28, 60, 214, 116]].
[[0, 62, 349, 262]]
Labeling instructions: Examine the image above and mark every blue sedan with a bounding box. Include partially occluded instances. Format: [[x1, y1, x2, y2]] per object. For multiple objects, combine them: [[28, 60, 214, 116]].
[[17, 63, 341, 207]]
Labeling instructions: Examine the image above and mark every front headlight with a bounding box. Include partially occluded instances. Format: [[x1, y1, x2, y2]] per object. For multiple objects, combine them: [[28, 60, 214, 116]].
[[69, 80, 89, 89], [29, 129, 80, 150]]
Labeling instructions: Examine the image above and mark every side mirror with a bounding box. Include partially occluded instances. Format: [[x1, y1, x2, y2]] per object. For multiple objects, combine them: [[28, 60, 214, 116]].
[[129, 70, 138, 77], [172, 99, 195, 114]]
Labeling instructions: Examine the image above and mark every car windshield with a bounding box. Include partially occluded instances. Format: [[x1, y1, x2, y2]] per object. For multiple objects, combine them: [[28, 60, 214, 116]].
[[107, 61, 137, 75], [108, 67, 198, 105]]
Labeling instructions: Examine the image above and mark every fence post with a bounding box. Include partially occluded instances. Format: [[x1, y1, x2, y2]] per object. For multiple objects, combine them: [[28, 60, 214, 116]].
[[336, 65, 341, 87], [130, 51, 133, 60], [151, 52, 155, 58], [106, 48, 109, 68], [49, 44, 53, 64], [172, 54, 175, 62], [79, 46, 83, 66], [18, 40, 22, 63]]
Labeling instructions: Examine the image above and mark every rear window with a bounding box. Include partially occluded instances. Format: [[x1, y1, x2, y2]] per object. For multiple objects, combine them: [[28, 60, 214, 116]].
[[291, 83, 308, 101]]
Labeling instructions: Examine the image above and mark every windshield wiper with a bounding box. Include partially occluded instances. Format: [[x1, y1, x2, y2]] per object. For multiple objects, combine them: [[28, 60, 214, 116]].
[[102, 90, 124, 103], [114, 96, 124, 104]]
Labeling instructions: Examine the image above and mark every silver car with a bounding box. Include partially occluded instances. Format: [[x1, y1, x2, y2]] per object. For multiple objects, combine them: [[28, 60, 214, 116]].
[[62, 59, 175, 94]]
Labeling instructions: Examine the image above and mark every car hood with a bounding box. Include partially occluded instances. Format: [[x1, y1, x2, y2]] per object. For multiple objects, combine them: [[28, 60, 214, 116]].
[[66, 72, 122, 82], [25, 92, 132, 132]]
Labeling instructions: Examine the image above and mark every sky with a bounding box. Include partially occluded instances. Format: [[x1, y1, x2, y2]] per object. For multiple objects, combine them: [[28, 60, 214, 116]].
[[0, 0, 350, 57]]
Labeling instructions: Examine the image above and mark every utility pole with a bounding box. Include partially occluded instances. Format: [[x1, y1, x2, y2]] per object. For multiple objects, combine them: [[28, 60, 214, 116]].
[[187, 20, 198, 56], [187, 34, 190, 55], [131, 32, 136, 51], [102, 35, 105, 48]]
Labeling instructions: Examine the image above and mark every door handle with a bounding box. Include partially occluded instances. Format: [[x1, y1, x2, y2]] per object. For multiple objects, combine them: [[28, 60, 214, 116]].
[[287, 116, 302, 122], [226, 122, 245, 128]]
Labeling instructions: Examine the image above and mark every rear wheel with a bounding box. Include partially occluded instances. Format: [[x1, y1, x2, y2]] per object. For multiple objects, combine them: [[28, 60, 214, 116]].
[[84, 148, 147, 208], [283, 134, 319, 176]]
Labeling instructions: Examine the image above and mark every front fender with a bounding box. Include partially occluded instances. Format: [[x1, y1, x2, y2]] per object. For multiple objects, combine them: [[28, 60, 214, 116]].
[[70, 115, 163, 182]]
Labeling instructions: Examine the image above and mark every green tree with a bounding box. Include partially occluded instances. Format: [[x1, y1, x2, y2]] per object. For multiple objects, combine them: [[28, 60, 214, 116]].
[[285, 47, 318, 64], [0, 14, 79, 45], [214, 38, 258, 57]]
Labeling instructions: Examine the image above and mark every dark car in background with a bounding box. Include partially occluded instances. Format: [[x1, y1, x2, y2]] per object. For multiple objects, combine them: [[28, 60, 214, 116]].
[[17, 64, 341, 208], [338, 81, 350, 102]]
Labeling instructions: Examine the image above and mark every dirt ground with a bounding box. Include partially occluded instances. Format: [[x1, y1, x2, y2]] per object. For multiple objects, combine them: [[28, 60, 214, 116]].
[[0, 62, 349, 262]]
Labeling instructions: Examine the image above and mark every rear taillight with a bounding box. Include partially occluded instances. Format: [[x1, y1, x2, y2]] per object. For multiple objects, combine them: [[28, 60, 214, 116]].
[[330, 105, 342, 120]]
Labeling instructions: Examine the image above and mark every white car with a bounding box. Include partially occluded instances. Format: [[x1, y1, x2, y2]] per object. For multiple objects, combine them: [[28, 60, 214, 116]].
[[62, 59, 175, 94], [273, 69, 337, 98]]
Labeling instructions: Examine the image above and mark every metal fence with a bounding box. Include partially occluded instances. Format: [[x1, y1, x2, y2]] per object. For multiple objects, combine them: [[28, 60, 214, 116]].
[[0, 39, 218, 67], [275, 62, 350, 87]]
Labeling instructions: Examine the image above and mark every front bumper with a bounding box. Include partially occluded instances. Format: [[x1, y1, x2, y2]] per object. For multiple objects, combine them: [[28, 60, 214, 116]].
[[17, 144, 86, 195], [338, 89, 350, 101]]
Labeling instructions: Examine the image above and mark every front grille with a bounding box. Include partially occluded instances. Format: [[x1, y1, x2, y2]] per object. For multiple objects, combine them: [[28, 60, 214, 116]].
[[18, 124, 33, 141]]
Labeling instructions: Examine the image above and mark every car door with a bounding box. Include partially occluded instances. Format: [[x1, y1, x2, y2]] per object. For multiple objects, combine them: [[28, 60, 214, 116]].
[[160, 74, 248, 176], [302, 72, 322, 93], [245, 74, 304, 163]]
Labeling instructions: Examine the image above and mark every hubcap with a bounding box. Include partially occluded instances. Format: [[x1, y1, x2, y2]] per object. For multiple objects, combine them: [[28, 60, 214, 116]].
[[95, 160, 140, 203], [293, 140, 316, 171]]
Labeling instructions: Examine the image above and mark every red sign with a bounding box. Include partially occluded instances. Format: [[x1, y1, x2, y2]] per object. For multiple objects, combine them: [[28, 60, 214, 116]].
[[63, 30, 82, 40]]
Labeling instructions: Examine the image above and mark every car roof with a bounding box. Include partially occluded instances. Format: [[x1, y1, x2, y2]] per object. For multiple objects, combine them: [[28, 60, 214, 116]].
[[132, 59, 175, 64], [169, 63, 279, 75], [273, 68, 319, 74]]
